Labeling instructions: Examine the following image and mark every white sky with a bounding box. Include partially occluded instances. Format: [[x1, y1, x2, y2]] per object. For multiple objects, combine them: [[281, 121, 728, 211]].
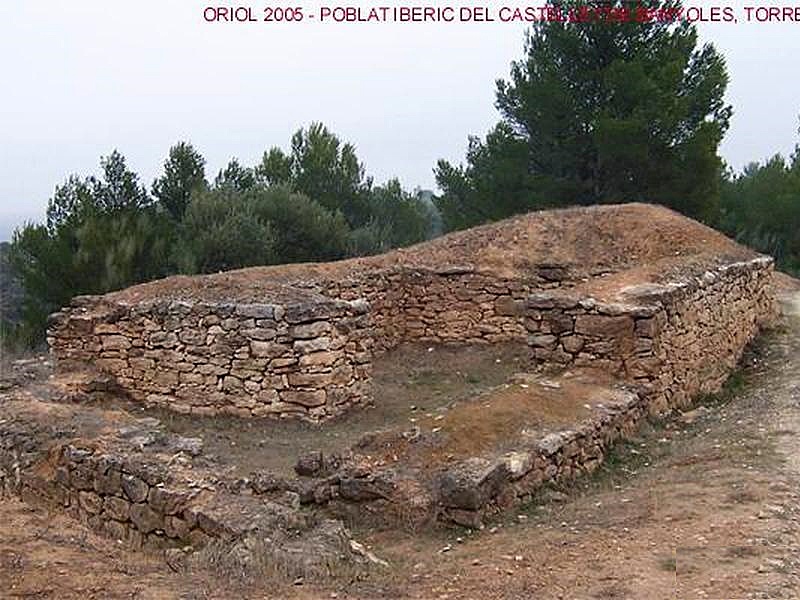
[[1, 1, 798, 240]]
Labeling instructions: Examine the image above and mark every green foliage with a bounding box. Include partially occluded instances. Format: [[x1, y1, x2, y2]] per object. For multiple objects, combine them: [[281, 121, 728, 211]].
[[215, 159, 257, 192], [174, 185, 351, 274], [720, 147, 800, 274], [248, 186, 351, 263], [256, 124, 436, 250], [73, 208, 174, 291], [436, 123, 546, 231], [348, 179, 437, 254], [256, 122, 373, 228], [258, 147, 293, 185], [7, 127, 437, 348], [92, 150, 151, 212], [45, 175, 94, 231], [152, 142, 208, 220], [436, 0, 731, 230], [173, 188, 276, 274], [8, 223, 74, 346], [8, 151, 171, 344]]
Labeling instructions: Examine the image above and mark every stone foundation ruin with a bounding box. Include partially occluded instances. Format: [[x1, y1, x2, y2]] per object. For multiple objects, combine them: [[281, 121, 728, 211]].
[[48, 203, 777, 422], [1, 203, 779, 571]]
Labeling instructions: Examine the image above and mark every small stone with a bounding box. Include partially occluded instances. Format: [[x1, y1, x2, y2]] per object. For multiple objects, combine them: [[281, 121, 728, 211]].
[[79, 491, 103, 515], [165, 548, 188, 573], [295, 451, 324, 477]]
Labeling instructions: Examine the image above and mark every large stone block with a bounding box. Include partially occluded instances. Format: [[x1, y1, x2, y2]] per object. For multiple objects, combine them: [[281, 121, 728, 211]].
[[93, 468, 122, 496], [250, 341, 289, 358], [299, 350, 343, 367], [436, 458, 508, 511], [282, 389, 326, 407], [148, 487, 191, 515], [130, 503, 163, 534], [285, 301, 344, 324], [99, 333, 128, 349], [294, 337, 331, 353], [287, 372, 335, 388], [528, 334, 557, 350], [289, 321, 332, 339], [242, 327, 277, 341], [574, 314, 634, 338], [79, 491, 103, 515], [543, 312, 574, 334], [149, 331, 178, 348], [104, 495, 131, 521], [235, 304, 276, 319], [122, 475, 149, 503]]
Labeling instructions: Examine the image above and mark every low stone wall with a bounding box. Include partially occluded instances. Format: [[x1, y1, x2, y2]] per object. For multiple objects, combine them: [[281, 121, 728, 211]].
[[48, 253, 775, 422], [629, 258, 776, 411], [0, 418, 253, 550], [279, 385, 646, 530], [436, 387, 645, 527], [525, 256, 777, 413], [36, 444, 208, 549], [47, 265, 570, 420], [316, 266, 557, 350], [0, 416, 372, 576], [48, 292, 373, 421]]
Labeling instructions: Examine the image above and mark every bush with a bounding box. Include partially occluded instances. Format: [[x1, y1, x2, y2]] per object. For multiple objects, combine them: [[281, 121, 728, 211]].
[[248, 185, 351, 263], [174, 189, 276, 274], [719, 151, 800, 275]]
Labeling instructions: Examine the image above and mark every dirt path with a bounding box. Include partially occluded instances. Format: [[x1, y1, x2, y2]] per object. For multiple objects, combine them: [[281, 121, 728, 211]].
[[344, 292, 800, 599], [4, 294, 800, 599]]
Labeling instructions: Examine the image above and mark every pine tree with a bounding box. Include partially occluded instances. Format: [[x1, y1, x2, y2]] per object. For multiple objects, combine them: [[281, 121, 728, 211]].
[[436, 0, 732, 230], [152, 142, 207, 220]]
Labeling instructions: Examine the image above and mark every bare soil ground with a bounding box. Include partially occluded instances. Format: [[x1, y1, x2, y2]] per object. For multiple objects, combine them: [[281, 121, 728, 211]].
[[108, 203, 756, 304], [4, 292, 800, 599], [341, 368, 622, 473], [72, 343, 531, 478]]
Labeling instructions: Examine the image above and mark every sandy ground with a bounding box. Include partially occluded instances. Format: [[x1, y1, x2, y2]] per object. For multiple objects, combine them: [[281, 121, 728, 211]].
[[3, 293, 800, 599]]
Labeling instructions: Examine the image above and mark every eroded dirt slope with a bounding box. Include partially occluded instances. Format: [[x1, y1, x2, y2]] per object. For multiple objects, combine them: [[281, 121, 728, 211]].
[[107, 203, 757, 304]]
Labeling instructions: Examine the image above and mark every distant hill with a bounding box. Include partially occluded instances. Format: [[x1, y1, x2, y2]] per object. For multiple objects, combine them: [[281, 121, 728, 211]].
[[0, 242, 23, 327]]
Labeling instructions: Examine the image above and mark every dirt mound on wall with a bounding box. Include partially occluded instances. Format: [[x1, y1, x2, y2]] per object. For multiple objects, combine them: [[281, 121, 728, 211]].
[[108, 203, 758, 304]]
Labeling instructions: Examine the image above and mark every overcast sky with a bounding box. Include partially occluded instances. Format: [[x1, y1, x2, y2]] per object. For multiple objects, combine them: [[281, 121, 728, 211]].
[[1, 1, 798, 240]]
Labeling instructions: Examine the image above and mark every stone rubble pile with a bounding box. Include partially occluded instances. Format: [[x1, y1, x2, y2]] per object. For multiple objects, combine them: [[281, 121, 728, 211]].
[[0, 414, 376, 578]]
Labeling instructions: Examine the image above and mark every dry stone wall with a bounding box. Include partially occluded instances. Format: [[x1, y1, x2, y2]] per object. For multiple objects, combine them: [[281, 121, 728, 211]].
[[436, 387, 645, 528], [48, 265, 570, 420], [0, 416, 371, 577], [48, 253, 775, 422], [48, 293, 373, 421], [316, 266, 546, 350], [525, 256, 777, 413], [286, 385, 646, 530]]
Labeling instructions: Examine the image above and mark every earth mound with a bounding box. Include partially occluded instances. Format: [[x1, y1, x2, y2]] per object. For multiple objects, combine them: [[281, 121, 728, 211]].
[[107, 203, 756, 305]]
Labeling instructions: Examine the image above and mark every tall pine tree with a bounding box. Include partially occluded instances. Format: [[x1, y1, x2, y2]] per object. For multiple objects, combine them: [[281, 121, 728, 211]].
[[436, 0, 731, 230]]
